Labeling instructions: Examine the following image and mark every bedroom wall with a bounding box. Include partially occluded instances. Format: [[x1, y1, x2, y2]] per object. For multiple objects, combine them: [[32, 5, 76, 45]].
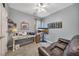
[[8, 8, 36, 32], [43, 4, 79, 42]]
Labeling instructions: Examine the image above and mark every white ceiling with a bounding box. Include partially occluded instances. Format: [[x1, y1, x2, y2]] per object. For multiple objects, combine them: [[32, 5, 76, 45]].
[[7, 3, 74, 18]]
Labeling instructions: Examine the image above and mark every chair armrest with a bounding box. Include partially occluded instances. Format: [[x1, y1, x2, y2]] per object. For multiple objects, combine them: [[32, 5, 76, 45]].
[[58, 38, 70, 44], [47, 42, 57, 50], [38, 47, 50, 56]]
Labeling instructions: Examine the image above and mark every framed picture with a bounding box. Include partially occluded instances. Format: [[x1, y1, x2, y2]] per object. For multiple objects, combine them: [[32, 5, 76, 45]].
[[21, 21, 29, 30], [48, 21, 62, 29]]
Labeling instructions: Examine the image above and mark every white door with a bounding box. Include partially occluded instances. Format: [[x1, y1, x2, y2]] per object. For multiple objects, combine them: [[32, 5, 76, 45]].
[[0, 3, 8, 56], [0, 3, 2, 55], [2, 4, 8, 55]]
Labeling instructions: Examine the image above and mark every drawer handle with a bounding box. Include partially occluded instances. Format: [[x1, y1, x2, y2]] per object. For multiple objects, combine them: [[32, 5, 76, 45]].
[[0, 36, 5, 39]]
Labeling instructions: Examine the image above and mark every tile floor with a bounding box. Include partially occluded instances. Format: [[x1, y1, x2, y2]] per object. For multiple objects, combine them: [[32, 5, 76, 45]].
[[6, 42, 51, 56]]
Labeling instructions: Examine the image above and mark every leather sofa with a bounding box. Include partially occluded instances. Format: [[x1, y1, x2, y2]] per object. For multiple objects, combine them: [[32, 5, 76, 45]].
[[38, 35, 79, 56]]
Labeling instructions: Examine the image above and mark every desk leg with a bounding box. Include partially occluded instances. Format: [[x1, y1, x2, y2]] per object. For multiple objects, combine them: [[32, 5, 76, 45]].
[[33, 37, 36, 43], [13, 38, 15, 52]]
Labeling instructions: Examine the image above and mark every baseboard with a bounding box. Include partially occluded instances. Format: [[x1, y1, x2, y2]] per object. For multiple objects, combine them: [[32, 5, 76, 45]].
[[46, 40, 52, 43]]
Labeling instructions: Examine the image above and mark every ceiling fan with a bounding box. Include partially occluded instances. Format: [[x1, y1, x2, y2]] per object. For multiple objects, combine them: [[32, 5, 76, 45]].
[[34, 3, 48, 13]]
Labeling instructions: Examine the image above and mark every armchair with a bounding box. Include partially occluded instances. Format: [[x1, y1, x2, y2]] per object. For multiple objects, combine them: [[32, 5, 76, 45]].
[[38, 38, 70, 56], [38, 35, 79, 56]]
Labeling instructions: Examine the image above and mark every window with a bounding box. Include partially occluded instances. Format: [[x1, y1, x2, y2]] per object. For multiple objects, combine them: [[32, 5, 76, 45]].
[[36, 20, 41, 29]]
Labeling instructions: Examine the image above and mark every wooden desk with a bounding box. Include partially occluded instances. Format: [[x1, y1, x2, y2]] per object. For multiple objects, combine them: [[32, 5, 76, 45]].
[[38, 28, 48, 33]]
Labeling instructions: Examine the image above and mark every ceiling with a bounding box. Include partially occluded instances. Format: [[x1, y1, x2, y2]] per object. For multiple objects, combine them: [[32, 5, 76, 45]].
[[7, 3, 74, 18]]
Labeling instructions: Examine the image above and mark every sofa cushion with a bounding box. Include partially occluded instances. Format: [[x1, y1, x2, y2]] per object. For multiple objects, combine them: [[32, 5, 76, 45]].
[[50, 46, 64, 56], [55, 42, 67, 50], [47, 38, 69, 55]]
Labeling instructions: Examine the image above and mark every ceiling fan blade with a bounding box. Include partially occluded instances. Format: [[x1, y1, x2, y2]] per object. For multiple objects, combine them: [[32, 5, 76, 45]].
[[42, 4, 48, 7], [33, 7, 39, 9], [38, 3, 41, 7], [41, 8, 46, 12]]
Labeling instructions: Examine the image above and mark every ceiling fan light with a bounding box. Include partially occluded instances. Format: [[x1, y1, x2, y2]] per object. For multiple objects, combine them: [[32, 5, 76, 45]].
[[33, 3, 48, 13]]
